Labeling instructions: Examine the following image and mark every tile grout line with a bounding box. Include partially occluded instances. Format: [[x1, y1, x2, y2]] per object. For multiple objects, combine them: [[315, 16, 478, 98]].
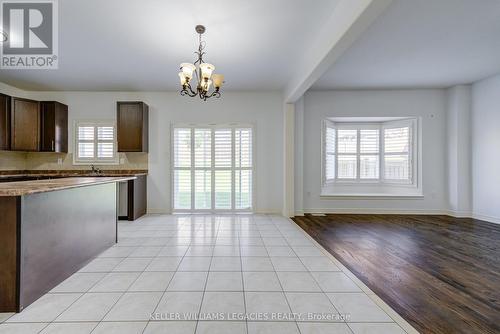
[[140, 235, 192, 334], [34, 256, 129, 334], [237, 221, 249, 334], [264, 218, 302, 334], [88, 249, 155, 333], [193, 216, 216, 334]]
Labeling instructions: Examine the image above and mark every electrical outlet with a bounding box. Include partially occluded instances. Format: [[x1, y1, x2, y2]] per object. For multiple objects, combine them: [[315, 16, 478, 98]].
[[57, 158, 63, 165]]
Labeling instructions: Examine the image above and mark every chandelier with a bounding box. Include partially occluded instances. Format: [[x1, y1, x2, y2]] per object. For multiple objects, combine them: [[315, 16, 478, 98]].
[[178, 25, 224, 101]]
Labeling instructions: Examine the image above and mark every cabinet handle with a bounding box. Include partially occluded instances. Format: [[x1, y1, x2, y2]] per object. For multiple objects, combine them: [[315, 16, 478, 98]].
[[52, 140, 54, 151]]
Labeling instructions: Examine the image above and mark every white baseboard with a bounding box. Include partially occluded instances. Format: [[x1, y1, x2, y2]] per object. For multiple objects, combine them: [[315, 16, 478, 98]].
[[294, 210, 305, 216], [472, 213, 500, 225], [302, 208, 446, 215], [444, 210, 472, 218], [147, 208, 171, 214], [297, 208, 500, 225], [146, 209, 283, 215]]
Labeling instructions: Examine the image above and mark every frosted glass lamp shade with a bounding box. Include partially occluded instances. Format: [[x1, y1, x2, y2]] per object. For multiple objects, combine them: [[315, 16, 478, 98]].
[[178, 72, 187, 85], [212, 74, 224, 88], [200, 63, 215, 79], [180, 63, 196, 79]]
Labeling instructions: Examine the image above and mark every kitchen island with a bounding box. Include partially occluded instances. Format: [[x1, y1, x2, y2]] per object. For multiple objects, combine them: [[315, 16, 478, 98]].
[[0, 177, 134, 312]]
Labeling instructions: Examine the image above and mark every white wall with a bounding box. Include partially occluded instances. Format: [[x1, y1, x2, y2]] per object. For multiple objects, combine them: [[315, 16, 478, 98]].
[[471, 73, 500, 223], [297, 89, 448, 214], [446, 85, 472, 216], [0, 84, 284, 214]]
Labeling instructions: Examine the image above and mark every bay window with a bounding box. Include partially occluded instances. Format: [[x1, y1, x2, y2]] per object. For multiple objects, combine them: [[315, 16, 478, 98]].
[[322, 118, 420, 197]]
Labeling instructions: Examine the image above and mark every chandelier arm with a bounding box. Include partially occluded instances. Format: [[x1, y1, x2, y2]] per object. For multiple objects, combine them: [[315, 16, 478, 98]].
[[203, 89, 221, 100], [187, 82, 198, 95], [180, 84, 198, 97]]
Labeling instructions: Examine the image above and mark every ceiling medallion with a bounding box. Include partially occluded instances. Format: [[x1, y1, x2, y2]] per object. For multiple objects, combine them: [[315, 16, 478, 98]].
[[178, 25, 224, 101]]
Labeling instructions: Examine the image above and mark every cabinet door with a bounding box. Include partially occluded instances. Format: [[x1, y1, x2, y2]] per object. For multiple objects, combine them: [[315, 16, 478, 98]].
[[117, 102, 148, 152], [41, 102, 68, 152], [0, 94, 10, 150], [40, 102, 55, 151], [11, 98, 40, 151]]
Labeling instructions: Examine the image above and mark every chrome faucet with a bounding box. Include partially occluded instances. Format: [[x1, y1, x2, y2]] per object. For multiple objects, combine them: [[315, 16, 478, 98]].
[[90, 165, 102, 175]]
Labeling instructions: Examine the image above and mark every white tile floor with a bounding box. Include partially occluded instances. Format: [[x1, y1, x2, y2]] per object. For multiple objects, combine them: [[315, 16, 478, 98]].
[[0, 214, 412, 334]]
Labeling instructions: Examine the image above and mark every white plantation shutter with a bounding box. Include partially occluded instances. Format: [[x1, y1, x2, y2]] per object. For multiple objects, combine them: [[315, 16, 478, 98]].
[[384, 126, 411, 181], [360, 129, 379, 153], [173, 125, 253, 211], [214, 129, 233, 209], [173, 128, 192, 210], [360, 129, 379, 179], [195, 170, 211, 209], [235, 128, 252, 209], [194, 129, 211, 168], [194, 129, 212, 210], [324, 122, 335, 181], [174, 170, 191, 209], [77, 126, 94, 158], [235, 129, 252, 168], [174, 128, 191, 168], [214, 129, 232, 168], [215, 170, 232, 209], [235, 169, 252, 209], [337, 129, 357, 153], [337, 129, 357, 179], [97, 126, 115, 158], [75, 122, 117, 163]]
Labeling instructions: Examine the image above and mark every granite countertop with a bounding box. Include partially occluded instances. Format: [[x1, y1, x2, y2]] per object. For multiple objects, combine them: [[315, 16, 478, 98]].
[[0, 170, 148, 179], [0, 177, 136, 196]]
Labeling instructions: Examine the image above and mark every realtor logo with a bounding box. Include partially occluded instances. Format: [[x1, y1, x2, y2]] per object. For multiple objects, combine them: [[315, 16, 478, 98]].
[[1, 0, 58, 69]]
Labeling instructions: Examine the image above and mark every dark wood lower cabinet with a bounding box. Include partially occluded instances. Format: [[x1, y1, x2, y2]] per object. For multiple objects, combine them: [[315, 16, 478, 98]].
[[0, 183, 117, 312], [119, 175, 147, 221]]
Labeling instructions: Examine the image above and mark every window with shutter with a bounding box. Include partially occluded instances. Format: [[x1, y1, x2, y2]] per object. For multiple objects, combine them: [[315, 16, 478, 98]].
[[173, 124, 253, 211], [322, 118, 416, 186], [360, 129, 380, 179], [173, 128, 192, 209], [74, 121, 117, 164], [383, 125, 411, 182]]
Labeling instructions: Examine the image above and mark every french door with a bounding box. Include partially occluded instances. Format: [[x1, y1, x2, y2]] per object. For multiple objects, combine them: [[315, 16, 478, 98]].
[[172, 124, 253, 212]]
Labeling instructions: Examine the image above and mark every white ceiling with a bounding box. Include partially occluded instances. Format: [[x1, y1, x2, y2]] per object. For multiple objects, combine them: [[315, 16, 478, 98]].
[[312, 0, 500, 90], [0, 0, 339, 91]]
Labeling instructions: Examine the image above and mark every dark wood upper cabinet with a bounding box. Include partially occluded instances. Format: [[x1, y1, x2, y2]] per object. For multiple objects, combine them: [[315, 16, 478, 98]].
[[0, 94, 11, 150], [11, 97, 40, 152], [117, 101, 149, 152], [40, 101, 68, 153]]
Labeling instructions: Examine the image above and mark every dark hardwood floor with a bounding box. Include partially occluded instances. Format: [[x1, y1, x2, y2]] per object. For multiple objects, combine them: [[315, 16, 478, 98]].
[[292, 214, 500, 334]]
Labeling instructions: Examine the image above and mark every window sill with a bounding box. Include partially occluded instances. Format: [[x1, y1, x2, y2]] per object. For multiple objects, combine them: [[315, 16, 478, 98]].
[[72, 162, 119, 166], [320, 193, 424, 199]]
